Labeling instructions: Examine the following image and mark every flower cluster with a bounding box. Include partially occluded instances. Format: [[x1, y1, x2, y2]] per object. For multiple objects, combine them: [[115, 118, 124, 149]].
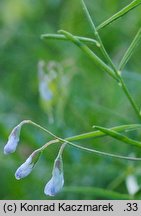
[[4, 122, 65, 196]]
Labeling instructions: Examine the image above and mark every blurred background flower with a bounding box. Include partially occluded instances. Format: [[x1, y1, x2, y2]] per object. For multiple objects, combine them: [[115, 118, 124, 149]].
[[38, 59, 75, 125]]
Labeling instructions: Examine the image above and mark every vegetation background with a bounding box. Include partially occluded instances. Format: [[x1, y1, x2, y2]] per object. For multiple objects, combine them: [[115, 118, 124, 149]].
[[0, 0, 141, 199]]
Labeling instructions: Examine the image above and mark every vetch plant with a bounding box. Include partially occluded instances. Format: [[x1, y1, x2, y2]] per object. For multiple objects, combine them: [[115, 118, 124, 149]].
[[4, 0, 141, 198]]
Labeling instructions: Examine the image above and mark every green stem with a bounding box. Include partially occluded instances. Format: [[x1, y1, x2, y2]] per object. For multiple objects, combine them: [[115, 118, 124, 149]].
[[25, 120, 141, 142], [20, 120, 141, 161], [41, 33, 99, 46], [59, 30, 140, 119], [118, 28, 141, 71], [81, 0, 116, 71], [38, 139, 59, 152], [119, 77, 141, 119], [81, 0, 141, 120], [58, 142, 67, 157], [64, 141, 141, 161], [58, 30, 118, 81], [97, 0, 141, 30], [28, 120, 59, 140]]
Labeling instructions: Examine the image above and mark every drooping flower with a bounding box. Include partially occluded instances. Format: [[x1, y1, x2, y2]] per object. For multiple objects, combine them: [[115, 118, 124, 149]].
[[44, 155, 64, 196], [15, 150, 41, 180], [4, 124, 21, 155]]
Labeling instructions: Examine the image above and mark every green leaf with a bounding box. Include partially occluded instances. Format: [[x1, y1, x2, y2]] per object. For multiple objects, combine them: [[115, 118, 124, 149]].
[[97, 0, 141, 30], [40, 33, 98, 45], [66, 124, 141, 142], [94, 125, 141, 148], [118, 28, 141, 71], [66, 124, 141, 141]]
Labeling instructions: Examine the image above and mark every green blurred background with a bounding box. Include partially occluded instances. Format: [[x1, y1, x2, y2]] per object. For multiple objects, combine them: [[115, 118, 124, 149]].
[[1, 0, 141, 199]]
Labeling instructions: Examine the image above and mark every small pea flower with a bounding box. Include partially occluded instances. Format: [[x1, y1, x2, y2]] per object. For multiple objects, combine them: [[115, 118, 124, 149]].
[[15, 150, 41, 180], [4, 124, 22, 155], [44, 155, 64, 196]]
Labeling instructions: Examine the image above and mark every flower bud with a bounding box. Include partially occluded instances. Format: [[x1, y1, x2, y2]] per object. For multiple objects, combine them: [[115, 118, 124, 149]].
[[15, 151, 41, 180], [4, 124, 21, 155], [44, 155, 64, 196]]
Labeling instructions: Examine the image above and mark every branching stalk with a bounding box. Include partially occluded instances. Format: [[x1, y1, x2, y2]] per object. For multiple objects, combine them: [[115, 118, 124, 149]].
[[21, 120, 141, 161], [81, 0, 141, 120], [58, 30, 118, 81]]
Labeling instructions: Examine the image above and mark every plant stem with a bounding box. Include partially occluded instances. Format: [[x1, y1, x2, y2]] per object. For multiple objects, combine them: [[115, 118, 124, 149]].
[[22, 120, 141, 141], [81, 0, 141, 120], [39, 139, 59, 152], [81, 0, 116, 71], [42, 31, 141, 119], [58, 30, 118, 81], [58, 142, 67, 156], [64, 141, 141, 161], [118, 28, 141, 71], [20, 120, 141, 161], [28, 120, 60, 140], [119, 77, 141, 119]]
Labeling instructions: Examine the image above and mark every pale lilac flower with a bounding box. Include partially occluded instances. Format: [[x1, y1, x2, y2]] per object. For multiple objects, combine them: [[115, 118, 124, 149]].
[[44, 156, 64, 196], [39, 78, 53, 101], [4, 124, 21, 155], [38, 60, 53, 101], [15, 151, 41, 180]]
